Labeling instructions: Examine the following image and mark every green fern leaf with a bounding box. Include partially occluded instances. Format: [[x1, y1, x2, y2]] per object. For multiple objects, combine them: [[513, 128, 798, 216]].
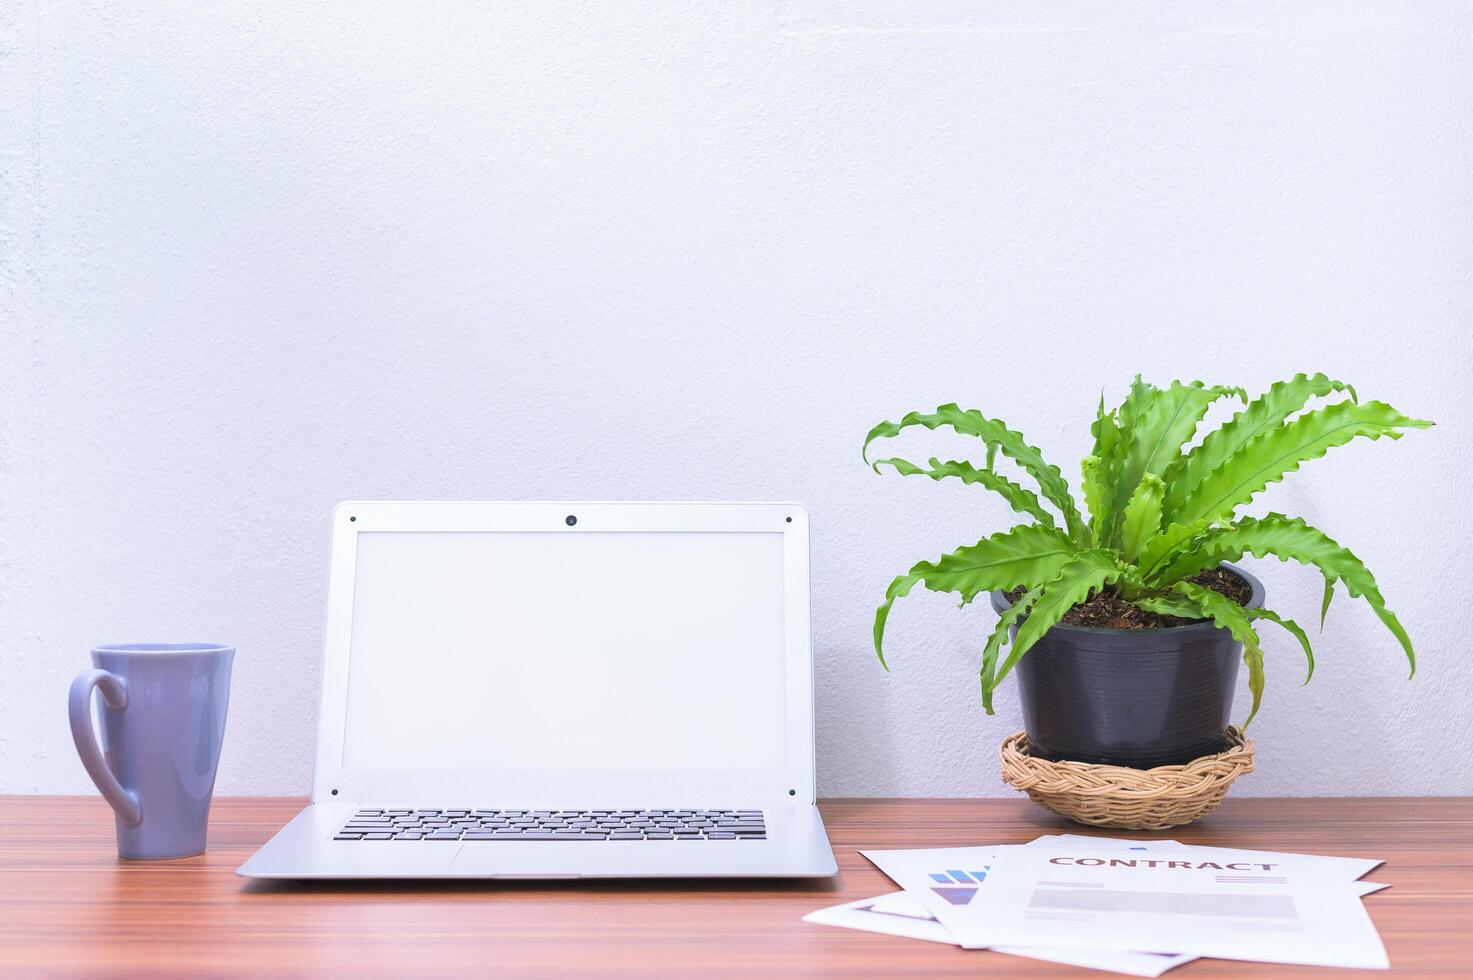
[[1096, 377, 1155, 544], [1152, 513, 1415, 675], [873, 524, 1081, 667], [1167, 400, 1432, 529], [870, 456, 1056, 527], [1080, 456, 1107, 546], [1138, 593, 1311, 695], [863, 404, 1086, 542], [1109, 381, 1244, 532], [1119, 473, 1166, 562], [979, 586, 1041, 714], [1163, 373, 1358, 517], [985, 550, 1124, 696], [1082, 393, 1121, 543], [1137, 518, 1214, 577], [1133, 594, 1207, 619], [1172, 582, 1267, 727], [1254, 606, 1314, 683]]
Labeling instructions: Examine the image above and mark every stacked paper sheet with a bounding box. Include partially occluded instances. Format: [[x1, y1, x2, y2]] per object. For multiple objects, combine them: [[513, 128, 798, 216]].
[[804, 835, 1390, 975]]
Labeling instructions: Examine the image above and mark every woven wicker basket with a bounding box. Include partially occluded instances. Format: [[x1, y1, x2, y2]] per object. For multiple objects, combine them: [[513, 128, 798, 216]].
[[999, 727, 1255, 830]]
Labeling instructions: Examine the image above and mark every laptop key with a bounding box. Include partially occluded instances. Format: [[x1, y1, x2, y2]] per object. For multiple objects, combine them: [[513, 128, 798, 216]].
[[361, 833, 395, 840], [707, 832, 737, 839]]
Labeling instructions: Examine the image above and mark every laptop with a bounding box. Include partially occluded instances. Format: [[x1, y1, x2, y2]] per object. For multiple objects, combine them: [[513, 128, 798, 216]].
[[237, 501, 837, 879]]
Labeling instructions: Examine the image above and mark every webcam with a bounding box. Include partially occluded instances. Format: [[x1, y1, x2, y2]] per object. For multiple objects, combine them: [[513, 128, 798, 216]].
[[565, 515, 577, 526]]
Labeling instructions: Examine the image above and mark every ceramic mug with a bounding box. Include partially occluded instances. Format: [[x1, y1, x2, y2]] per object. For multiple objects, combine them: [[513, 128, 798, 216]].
[[68, 643, 235, 859]]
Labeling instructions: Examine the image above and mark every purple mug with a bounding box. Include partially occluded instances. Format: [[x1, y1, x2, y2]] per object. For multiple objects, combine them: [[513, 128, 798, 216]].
[[68, 643, 235, 859]]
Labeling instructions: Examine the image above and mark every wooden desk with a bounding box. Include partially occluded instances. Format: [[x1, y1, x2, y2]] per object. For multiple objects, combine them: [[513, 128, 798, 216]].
[[2, 797, 1470, 977]]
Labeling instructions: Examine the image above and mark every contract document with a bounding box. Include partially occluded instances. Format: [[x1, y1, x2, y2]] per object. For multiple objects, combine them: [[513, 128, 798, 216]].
[[935, 843, 1388, 970], [830, 837, 1388, 975]]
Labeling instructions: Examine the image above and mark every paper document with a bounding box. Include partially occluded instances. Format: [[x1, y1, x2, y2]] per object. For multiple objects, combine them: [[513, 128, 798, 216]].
[[919, 843, 1388, 969], [804, 892, 1195, 977]]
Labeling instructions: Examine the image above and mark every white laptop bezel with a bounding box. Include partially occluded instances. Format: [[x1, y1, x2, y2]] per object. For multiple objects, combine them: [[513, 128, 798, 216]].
[[311, 501, 816, 807]]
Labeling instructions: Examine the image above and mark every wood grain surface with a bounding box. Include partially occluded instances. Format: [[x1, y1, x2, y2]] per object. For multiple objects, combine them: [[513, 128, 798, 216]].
[[1, 796, 1469, 977]]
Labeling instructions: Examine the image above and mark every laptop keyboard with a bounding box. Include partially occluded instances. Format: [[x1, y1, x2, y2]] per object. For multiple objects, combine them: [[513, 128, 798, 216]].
[[335, 808, 767, 841]]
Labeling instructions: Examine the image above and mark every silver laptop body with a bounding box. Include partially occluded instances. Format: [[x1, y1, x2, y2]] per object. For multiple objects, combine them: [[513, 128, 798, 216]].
[[238, 501, 837, 879]]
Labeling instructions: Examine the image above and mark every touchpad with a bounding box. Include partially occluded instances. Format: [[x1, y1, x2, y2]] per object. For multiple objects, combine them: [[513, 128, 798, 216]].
[[450, 841, 636, 878]]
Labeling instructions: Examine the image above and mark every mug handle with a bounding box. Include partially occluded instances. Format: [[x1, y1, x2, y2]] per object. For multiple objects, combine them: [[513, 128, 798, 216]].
[[68, 669, 142, 826]]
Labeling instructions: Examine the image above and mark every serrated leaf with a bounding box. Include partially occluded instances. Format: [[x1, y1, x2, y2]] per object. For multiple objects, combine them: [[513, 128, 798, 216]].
[[872, 524, 1081, 667], [1172, 582, 1267, 728], [863, 404, 1086, 543], [870, 456, 1056, 527], [1119, 473, 1165, 562], [1152, 513, 1416, 675], [1096, 377, 1154, 545], [1083, 392, 1121, 543], [1164, 373, 1359, 517], [985, 550, 1125, 697], [1109, 381, 1244, 537], [979, 586, 1041, 715], [1080, 456, 1108, 546], [1137, 518, 1214, 577], [1254, 606, 1314, 684], [1134, 594, 1208, 620], [1168, 400, 1432, 529]]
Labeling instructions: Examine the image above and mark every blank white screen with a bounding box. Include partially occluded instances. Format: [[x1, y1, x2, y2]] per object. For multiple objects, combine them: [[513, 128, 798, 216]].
[[341, 531, 788, 771]]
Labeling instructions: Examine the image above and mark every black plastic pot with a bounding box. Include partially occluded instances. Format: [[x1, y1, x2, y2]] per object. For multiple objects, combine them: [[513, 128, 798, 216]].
[[989, 563, 1263, 769]]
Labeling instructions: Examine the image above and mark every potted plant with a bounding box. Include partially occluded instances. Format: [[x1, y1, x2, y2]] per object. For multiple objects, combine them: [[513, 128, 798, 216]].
[[867, 375, 1432, 769]]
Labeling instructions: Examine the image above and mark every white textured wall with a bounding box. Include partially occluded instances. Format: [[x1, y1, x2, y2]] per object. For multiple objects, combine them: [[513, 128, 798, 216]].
[[3, 2, 1470, 798]]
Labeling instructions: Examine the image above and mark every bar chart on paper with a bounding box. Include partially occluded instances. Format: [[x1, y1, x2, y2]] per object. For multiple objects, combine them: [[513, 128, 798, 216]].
[[927, 869, 991, 906]]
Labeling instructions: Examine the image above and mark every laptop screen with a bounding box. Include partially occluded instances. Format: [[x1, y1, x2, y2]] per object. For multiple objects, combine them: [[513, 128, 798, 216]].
[[340, 530, 789, 773]]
